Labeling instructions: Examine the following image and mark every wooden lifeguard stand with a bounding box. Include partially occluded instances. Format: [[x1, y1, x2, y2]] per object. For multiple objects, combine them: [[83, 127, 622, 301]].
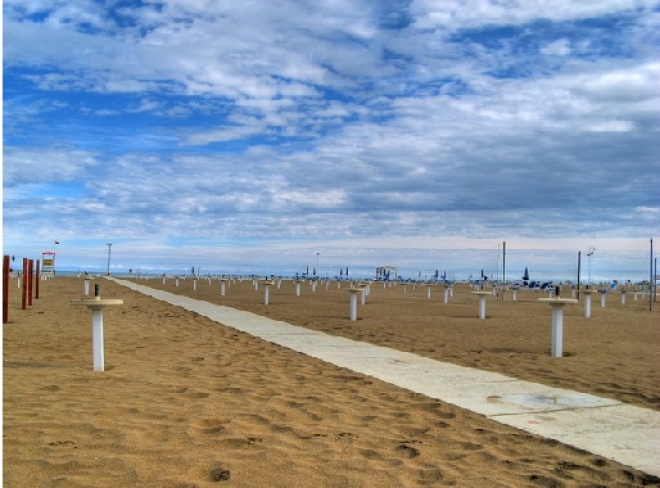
[[42, 251, 56, 276]]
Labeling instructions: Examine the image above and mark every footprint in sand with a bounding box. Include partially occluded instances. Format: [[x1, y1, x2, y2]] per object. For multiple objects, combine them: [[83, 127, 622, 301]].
[[209, 467, 230, 482], [396, 443, 420, 458], [189, 391, 210, 399]]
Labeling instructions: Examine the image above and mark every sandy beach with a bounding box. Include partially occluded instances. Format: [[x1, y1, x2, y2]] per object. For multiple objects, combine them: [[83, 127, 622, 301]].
[[3, 276, 659, 487]]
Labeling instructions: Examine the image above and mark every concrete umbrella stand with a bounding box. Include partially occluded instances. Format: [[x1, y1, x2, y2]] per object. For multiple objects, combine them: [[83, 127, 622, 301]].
[[347, 288, 360, 321], [71, 284, 123, 371], [538, 297, 578, 357], [441, 284, 450, 304], [472, 291, 490, 319], [262, 280, 274, 305], [581, 289, 597, 318]]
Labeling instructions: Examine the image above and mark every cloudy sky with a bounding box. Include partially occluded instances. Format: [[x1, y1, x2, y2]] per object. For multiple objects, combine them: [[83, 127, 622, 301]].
[[3, 0, 659, 280]]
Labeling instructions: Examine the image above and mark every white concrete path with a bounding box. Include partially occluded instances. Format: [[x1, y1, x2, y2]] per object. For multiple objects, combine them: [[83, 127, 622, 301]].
[[112, 279, 659, 477]]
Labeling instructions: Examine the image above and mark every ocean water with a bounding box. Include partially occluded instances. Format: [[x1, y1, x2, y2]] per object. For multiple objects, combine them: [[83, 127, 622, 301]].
[[44, 265, 653, 285]]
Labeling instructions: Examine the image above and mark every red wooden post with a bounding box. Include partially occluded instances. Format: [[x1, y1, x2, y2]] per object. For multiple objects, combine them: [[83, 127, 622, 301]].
[[21, 258, 28, 310], [3, 255, 9, 324], [35, 260, 41, 299], [28, 259, 34, 306]]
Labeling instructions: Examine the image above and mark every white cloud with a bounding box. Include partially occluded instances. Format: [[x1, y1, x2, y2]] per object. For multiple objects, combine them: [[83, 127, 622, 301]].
[[411, 0, 660, 29], [585, 120, 635, 132], [3, 147, 100, 186], [3, 1, 658, 277], [540, 39, 571, 56]]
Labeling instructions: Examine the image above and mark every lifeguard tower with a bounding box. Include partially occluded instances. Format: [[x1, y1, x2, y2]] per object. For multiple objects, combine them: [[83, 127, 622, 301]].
[[42, 251, 56, 276]]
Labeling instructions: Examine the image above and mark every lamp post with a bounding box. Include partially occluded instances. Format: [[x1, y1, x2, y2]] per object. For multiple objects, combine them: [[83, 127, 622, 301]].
[[587, 247, 595, 286], [106, 243, 112, 276], [316, 253, 320, 278]]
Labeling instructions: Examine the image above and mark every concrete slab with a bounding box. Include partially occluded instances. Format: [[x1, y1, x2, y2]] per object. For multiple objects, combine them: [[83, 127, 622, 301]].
[[434, 382, 621, 417], [111, 279, 660, 477], [496, 404, 660, 475]]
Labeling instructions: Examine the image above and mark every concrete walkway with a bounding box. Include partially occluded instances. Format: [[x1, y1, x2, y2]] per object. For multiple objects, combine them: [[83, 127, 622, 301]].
[[111, 278, 659, 477]]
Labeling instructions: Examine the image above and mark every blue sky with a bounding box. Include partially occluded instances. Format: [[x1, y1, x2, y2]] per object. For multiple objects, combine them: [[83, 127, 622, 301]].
[[3, 0, 659, 280]]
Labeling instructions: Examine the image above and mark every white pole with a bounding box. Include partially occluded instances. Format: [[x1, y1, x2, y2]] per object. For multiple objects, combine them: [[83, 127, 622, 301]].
[[479, 296, 486, 319], [585, 294, 592, 318], [220, 281, 226, 296], [551, 306, 563, 358], [601, 292, 606, 308], [443, 288, 449, 304], [349, 290, 358, 321], [84, 279, 90, 296], [295, 281, 301, 296], [264, 284, 270, 305], [92, 309, 105, 371]]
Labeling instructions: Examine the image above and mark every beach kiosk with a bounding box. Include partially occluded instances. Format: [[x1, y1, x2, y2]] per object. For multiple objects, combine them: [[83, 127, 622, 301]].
[[41, 251, 56, 277]]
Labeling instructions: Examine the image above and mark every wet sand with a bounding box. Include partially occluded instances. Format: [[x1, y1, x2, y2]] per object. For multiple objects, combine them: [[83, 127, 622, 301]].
[[3, 276, 659, 487]]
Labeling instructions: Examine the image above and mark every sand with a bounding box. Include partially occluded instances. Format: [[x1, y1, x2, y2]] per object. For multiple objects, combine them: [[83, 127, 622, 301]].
[[3, 276, 659, 487]]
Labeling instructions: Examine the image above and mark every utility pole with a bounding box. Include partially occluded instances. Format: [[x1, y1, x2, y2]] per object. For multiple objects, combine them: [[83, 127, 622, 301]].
[[501, 241, 506, 300], [106, 243, 112, 276], [577, 251, 581, 300]]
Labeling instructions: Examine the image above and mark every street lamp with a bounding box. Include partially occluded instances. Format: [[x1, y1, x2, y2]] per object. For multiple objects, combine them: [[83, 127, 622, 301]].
[[316, 253, 320, 277], [587, 247, 595, 286], [106, 243, 113, 276]]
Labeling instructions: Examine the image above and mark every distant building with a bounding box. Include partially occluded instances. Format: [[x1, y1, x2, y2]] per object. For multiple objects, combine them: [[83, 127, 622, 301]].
[[376, 266, 397, 281]]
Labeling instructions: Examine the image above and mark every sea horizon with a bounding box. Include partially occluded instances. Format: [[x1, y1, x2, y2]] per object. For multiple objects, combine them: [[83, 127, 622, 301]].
[[32, 264, 654, 285]]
